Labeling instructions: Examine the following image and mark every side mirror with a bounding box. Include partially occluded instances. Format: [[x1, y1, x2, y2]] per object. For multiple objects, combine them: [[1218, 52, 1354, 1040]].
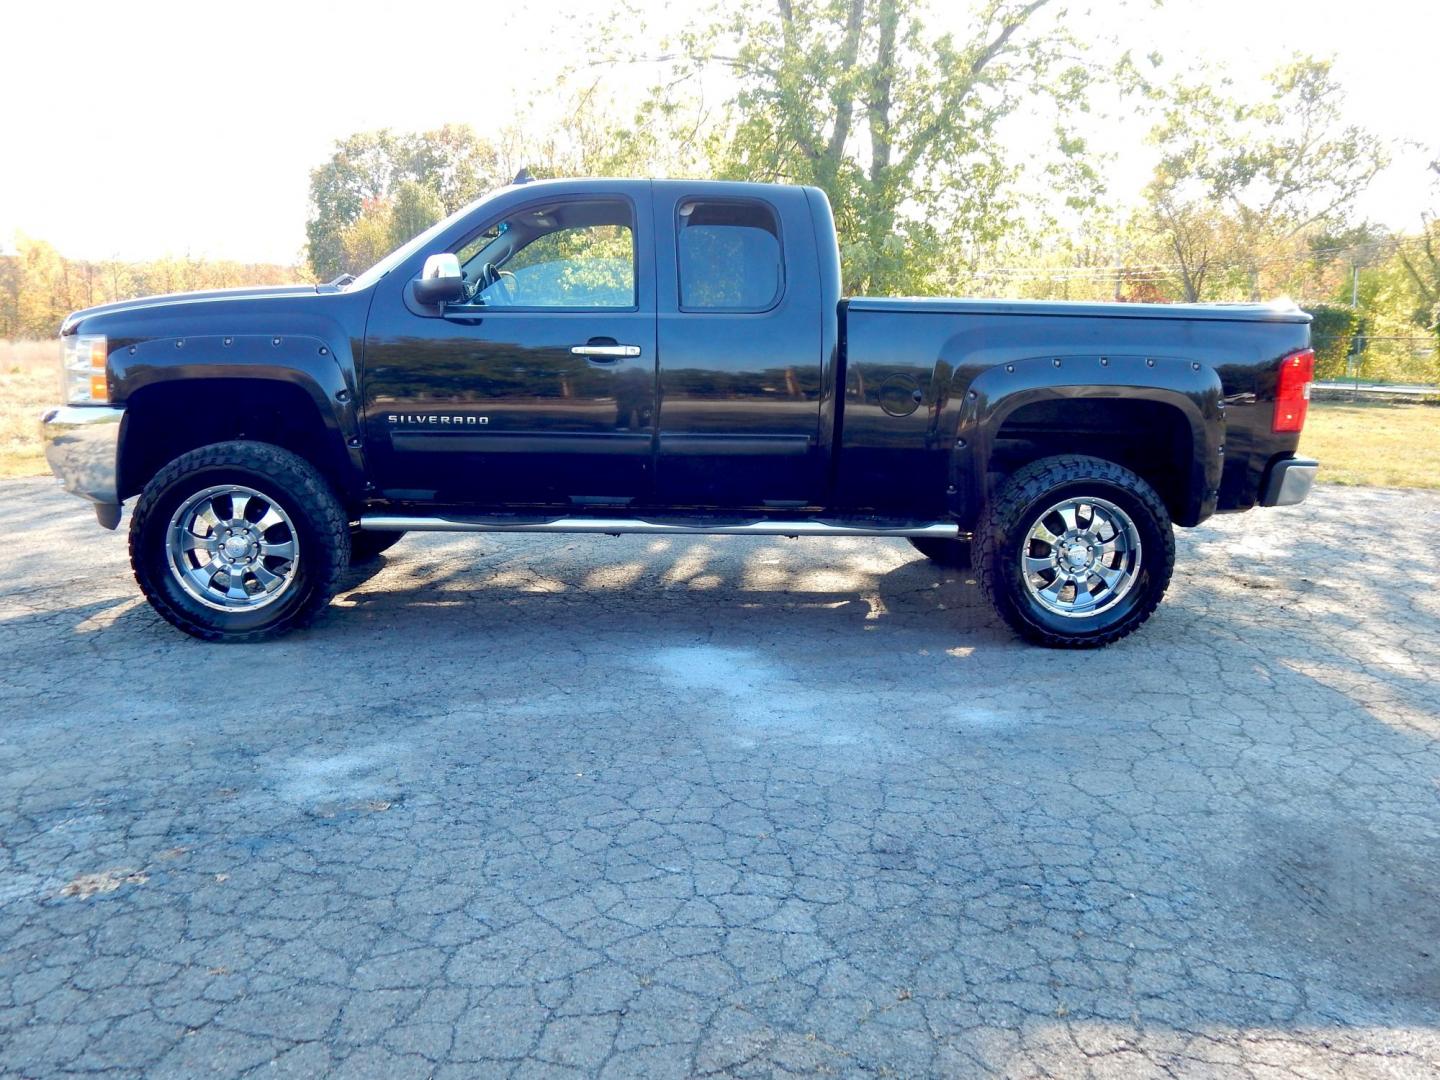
[[412, 253, 465, 307]]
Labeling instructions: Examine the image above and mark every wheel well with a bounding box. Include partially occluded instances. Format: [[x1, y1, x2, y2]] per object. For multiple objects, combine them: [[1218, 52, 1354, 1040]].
[[989, 398, 1197, 524], [119, 379, 351, 504]]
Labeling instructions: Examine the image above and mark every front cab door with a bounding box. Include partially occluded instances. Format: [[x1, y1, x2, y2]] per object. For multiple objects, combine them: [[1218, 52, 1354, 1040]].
[[363, 185, 656, 508]]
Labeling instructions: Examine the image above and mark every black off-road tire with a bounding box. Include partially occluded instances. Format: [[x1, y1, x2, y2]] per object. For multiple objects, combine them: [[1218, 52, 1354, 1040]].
[[908, 536, 972, 569], [129, 441, 350, 642], [349, 529, 405, 564], [975, 455, 1175, 648]]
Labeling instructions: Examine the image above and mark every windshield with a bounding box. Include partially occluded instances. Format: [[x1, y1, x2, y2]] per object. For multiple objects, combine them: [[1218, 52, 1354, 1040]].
[[344, 188, 502, 292]]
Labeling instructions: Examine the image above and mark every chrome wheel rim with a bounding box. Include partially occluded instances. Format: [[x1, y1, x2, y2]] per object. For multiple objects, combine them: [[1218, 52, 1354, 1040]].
[[166, 484, 300, 612], [1021, 495, 1142, 619]]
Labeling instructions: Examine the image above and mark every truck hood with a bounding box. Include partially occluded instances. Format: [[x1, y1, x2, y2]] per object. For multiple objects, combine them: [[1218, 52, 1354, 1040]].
[[61, 284, 322, 334]]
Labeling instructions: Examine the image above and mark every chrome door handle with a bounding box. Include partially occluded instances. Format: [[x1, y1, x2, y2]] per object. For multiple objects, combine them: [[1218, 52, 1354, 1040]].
[[570, 344, 640, 359]]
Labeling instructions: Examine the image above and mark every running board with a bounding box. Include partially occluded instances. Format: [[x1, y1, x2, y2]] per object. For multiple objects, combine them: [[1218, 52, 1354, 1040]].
[[358, 514, 962, 539]]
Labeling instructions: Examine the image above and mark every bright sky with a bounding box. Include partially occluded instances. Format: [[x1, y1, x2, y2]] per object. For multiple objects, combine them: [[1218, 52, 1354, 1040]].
[[1, 0, 1434, 265]]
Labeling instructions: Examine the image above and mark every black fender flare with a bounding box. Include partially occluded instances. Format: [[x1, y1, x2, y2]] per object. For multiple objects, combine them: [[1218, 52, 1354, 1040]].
[[944, 353, 1224, 527], [110, 333, 366, 500]]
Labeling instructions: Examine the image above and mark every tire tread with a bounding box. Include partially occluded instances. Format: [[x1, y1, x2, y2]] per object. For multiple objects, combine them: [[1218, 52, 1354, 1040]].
[[129, 441, 349, 642], [975, 454, 1175, 648]]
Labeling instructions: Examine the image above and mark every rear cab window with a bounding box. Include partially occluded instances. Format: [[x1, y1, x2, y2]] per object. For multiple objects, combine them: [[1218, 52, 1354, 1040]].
[[676, 199, 783, 312]]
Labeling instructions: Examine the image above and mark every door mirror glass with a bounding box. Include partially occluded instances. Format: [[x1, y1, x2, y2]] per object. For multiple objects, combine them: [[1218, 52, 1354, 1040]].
[[413, 253, 465, 306]]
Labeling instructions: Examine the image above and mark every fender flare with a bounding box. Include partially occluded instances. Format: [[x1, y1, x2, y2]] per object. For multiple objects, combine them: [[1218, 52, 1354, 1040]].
[[110, 333, 366, 499], [944, 353, 1224, 527]]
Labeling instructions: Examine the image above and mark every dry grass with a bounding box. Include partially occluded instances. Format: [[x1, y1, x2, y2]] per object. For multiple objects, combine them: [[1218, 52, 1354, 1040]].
[[1300, 400, 1440, 489], [0, 339, 56, 478], [2, 337, 1436, 489]]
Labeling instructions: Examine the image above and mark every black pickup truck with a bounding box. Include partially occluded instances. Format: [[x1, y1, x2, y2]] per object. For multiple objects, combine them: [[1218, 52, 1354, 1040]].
[[41, 177, 1318, 647]]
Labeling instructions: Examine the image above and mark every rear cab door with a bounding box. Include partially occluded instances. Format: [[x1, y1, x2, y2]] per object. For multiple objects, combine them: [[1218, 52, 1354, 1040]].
[[649, 182, 826, 509]]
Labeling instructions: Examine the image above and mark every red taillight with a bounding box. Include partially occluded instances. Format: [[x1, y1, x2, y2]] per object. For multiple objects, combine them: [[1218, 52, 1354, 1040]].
[[1273, 348, 1315, 433]]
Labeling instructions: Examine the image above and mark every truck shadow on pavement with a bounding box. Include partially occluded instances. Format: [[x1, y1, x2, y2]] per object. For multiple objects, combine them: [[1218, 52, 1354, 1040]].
[[332, 534, 999, 638]]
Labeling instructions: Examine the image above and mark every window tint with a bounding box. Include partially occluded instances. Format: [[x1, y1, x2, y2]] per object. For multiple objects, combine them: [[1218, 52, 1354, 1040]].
[[459, 199, 635, 309], [677, 200, 782, 311]]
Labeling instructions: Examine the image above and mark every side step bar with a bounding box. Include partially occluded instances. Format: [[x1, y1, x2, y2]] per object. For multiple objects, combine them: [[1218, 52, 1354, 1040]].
[[359, 515, 962, 539]]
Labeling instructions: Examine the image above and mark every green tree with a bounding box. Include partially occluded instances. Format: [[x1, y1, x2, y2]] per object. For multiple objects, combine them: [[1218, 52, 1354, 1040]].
[[306, 126, 505, 280], [399, 124, 499, 212], [1399, 223, 1439, 341], [306, 130, 404, 281], [339, 199, 397, 277], [305, 86, 681, 280], [646, 0, 1104, 294], [1396, 158, 1439, 342], [1144, 57, 1387, 301], [1303, 302, 1360, 381], [507, 80, 696, 180], [388, 180, 445, 251]]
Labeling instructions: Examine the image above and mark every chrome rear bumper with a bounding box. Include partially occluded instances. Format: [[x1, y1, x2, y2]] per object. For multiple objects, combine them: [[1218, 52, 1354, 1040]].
[[40, 405, 125, 528], [1260, 455, 1318, 507]]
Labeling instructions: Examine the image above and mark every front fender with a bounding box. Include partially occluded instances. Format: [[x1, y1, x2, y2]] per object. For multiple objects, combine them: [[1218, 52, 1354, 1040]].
[[947, 353, 1224, 526], [109, 333, 366, 498]]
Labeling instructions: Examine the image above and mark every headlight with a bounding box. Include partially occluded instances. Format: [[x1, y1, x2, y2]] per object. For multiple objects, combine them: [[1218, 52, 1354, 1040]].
[[62, 335, 109, 403]]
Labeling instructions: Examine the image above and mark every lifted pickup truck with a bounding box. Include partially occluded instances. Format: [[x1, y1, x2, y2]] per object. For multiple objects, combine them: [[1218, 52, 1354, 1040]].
[[41, 177, 1318, 647]]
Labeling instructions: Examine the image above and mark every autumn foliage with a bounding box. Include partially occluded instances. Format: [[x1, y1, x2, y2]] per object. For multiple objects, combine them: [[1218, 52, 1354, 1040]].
[[0, 237, 307, 340]]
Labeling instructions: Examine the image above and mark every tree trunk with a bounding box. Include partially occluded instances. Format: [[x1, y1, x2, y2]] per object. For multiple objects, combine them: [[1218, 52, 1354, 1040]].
[[863, 0, 899, 291]]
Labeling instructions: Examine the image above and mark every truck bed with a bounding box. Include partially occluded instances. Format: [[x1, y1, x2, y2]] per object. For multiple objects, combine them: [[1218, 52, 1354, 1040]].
[[837, 297, 1313, 525]]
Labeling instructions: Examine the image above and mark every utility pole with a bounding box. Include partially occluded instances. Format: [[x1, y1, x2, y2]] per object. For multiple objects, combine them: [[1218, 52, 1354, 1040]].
[[1349, 263, 1363, 398]]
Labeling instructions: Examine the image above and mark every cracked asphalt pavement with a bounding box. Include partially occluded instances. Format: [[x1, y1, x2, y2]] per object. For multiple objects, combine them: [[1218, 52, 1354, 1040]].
[[2, 476, 1440, 1078]]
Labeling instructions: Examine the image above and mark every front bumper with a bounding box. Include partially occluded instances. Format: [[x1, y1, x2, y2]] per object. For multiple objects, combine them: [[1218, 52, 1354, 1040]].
[[39, 405, 125, 528], [1260, 455, 1318, 507]]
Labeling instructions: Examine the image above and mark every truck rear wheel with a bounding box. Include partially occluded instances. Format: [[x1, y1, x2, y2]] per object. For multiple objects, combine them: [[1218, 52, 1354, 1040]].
[[975, 455, 1174, 648], [129, 441, 350, 642], [908, 536, 971, 569]]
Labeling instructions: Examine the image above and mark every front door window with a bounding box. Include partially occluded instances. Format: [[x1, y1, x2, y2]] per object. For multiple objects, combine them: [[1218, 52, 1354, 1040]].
[[456, 201, 636, 310]]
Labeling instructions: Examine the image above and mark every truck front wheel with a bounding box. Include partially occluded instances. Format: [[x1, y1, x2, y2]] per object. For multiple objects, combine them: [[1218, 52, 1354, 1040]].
[[975, 455, 1174, 648], [129, 441, 350, 641]]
